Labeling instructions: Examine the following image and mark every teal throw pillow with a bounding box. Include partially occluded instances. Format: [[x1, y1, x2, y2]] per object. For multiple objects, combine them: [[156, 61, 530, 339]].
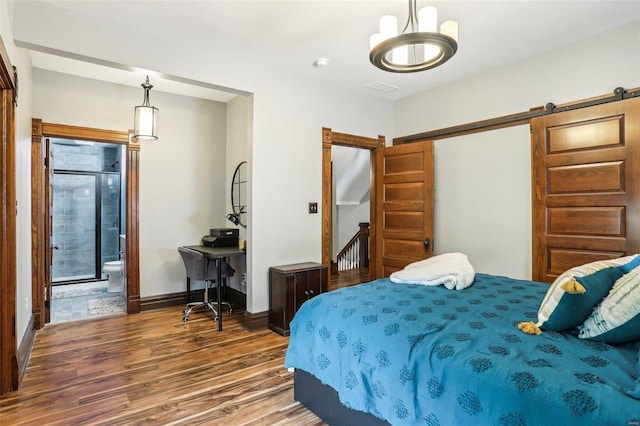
[[518, 255, 640, 335]]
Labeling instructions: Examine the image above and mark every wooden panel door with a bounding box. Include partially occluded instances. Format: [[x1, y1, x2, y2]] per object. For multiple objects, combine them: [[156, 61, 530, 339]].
[[531, 97, 640, 282], [375, 141, 434, 277]]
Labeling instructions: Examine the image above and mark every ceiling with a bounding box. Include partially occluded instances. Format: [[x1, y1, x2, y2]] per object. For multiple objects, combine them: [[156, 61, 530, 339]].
[[19, 1, 640, 103]]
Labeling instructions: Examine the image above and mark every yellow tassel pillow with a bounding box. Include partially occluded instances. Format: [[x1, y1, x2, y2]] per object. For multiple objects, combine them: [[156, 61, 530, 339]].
[[518, 255, 640, 335]]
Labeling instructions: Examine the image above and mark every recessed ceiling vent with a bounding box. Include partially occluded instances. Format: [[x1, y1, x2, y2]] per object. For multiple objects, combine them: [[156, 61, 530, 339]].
[[366, 82, 399, 94]]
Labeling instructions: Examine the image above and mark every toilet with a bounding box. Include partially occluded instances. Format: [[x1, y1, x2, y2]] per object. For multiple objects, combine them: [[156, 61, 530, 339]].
[[103, 260, 125, 292]]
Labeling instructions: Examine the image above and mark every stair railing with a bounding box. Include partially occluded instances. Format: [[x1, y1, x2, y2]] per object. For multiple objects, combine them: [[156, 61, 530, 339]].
[[336, 222, 369, 272]]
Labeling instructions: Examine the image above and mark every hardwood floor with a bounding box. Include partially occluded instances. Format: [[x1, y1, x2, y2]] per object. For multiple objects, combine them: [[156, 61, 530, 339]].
[[0, 307, 326, 425], [329, 267, 370, 291]]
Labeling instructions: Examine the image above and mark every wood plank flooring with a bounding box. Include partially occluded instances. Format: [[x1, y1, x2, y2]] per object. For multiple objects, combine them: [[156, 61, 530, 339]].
[[329, 267, 370, 291], [0, 307, 326, 425]]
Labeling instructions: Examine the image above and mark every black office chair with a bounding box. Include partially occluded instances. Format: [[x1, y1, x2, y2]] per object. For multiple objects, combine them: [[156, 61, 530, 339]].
[[178, 246, 232, 322]]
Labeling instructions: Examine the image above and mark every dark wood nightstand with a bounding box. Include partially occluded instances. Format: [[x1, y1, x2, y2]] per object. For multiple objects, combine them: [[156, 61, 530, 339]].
[[268, 262, 328, 336]]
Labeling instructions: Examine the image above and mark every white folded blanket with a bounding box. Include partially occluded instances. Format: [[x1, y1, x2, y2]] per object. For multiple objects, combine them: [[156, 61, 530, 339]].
[[390, 252, 475, 290]]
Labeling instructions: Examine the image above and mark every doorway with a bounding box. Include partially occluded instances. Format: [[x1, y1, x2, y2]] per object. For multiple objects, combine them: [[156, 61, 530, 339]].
[[321, 128, 385, 289], [31, 120, 141, 328], [49, 139, 127, 322], [331, 145, 372, 288]]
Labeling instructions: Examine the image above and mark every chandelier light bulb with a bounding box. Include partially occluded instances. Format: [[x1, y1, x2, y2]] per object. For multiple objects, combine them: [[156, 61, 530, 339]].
[[418, 6, 437, 32]]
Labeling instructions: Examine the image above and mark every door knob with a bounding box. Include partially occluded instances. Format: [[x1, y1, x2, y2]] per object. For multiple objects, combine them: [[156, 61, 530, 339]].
[[423, 239, 430, 252]]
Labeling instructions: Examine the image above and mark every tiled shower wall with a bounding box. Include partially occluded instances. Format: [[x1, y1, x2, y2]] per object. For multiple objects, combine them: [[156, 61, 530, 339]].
[[51, 142, 122, 282]]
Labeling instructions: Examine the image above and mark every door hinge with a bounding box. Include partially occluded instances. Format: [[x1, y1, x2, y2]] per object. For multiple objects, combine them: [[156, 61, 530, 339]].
[[44, 285, 48, 302]]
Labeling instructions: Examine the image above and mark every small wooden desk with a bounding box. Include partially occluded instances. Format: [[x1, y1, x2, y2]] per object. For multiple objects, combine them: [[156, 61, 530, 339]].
[[183, 245, 246, 331]]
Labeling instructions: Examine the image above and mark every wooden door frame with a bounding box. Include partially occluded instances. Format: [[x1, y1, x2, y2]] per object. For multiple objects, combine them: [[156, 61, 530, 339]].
[[322, 128, 385, 282], [31, 121, 141, 329], [0, 35, 17, 395]]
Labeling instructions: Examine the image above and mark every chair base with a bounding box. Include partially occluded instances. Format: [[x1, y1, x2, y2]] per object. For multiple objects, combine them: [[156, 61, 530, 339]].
[[183, 300, 233, 322]]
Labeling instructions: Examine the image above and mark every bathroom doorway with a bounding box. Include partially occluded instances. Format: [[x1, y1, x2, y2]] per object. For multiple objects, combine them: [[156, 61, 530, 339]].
[[49, 138, 127, 322]]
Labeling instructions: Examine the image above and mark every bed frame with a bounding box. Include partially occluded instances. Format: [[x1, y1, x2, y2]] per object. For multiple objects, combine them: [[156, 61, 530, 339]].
[[294, 369, 390, 426]]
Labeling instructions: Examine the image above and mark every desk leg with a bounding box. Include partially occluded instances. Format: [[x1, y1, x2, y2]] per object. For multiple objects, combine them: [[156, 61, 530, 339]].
[[216, 259, 223, 331], [186, 276, 191, 303]]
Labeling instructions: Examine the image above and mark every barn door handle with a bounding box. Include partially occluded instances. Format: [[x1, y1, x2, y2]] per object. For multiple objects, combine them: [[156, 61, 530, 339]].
[[423, 238, 430, 252]]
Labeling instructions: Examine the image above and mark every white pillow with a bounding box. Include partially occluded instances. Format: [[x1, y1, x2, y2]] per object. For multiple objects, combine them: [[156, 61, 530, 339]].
[[578, 265, 640, 344]]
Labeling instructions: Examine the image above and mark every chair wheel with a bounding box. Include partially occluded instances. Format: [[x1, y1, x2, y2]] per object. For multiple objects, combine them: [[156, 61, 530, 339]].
[[183, 316, 189, 322], [227, 308, 233, 314], [213, 316, 219, 322]]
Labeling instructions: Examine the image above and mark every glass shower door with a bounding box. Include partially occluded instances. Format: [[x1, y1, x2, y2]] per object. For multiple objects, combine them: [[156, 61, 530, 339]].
[[100, 174, 121, 278], [51, 173, 97, 282]]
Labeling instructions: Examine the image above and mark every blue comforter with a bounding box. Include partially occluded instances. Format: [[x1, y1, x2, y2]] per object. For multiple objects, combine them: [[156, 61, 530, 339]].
[[284, 274, 640, 425]]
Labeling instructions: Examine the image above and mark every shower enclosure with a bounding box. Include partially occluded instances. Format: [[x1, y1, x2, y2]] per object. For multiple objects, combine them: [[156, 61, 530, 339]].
[[50, 139, 124, 284]]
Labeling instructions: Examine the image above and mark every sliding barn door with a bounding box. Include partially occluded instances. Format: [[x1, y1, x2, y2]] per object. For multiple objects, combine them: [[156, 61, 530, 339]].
[[531, 97, 640, 282], [375, 141, 434, 277]]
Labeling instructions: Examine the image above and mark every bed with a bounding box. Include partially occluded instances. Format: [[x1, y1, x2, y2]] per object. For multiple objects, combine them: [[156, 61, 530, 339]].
[[284, 273, 640, 425]]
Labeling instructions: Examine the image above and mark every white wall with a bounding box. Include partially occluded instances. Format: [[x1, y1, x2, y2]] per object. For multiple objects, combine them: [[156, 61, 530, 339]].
[[32, 70, 228, 298], [225, 94, 251, 292], [1, 0, 35, 349], [337, 201, 370, 253], [248, 79, 393, 312], [394, 21, 640, 280]]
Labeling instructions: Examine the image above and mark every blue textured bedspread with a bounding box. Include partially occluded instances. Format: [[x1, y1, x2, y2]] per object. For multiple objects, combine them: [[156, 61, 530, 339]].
[[284, 274, 640, 425]]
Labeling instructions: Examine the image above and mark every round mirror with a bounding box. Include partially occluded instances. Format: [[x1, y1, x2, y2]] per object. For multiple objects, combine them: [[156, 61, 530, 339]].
[[230, 161, 247, 227]]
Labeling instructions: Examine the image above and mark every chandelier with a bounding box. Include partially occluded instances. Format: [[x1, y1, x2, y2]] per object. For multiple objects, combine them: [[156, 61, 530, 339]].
[[133, 76, 158, 141], [370, 0, 458, 73]]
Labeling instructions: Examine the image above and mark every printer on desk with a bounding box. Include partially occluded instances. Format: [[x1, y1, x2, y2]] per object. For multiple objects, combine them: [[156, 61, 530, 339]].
[[202, 228, 239, 247]]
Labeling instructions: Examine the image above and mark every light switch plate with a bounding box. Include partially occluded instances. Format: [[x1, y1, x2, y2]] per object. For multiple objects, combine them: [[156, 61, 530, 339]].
[[308, 202, 318, 214]]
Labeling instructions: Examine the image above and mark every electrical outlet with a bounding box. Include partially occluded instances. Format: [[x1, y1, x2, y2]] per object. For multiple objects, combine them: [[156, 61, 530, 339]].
[[308, 202, 318, 214]]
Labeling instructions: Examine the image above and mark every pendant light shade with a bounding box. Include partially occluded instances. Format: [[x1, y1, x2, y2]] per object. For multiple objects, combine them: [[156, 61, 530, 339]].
[[134, 76, 158, 141]]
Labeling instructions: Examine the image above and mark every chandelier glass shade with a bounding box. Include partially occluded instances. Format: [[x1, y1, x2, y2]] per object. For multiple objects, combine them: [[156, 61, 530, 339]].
[[134, 76, 159, 141], [370, 1, 458, 73]]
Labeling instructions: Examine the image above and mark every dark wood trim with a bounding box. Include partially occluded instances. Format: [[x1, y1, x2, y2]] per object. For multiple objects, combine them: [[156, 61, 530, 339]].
[[0, 33, 17, 395], [321, 128, 385, 283], [393, 108, 540, 144], [243, 309, 268, 331], [140, 292, 187, 312], [126, 134, 141, 314], [31, 123, 141, 331], [321, 128, 332, 277], [41, 123, 129, 143], [15, 315, 35, 386], [30, 119, 45, 329], [0, 35, 15, 89], [394, 86, 640, 145], [226, 286, 247, 309], [330, 131, 381, 149], [140, 287, 247, 312]]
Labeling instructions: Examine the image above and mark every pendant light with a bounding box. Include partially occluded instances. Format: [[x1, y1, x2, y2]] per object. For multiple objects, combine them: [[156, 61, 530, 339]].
[[133, 76, 158, 141]]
